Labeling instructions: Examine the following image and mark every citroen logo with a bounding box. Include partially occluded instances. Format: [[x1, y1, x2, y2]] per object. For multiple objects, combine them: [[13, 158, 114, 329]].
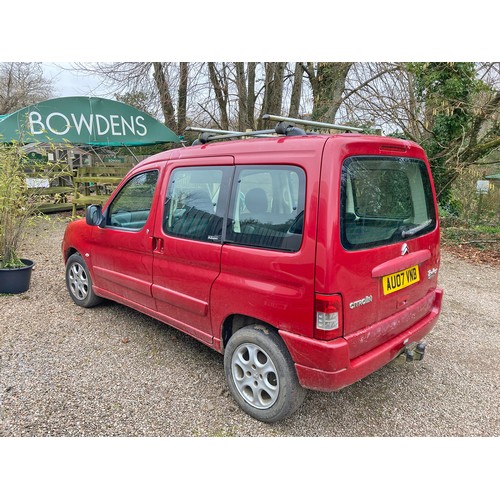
[[401, 243, 409, 256]]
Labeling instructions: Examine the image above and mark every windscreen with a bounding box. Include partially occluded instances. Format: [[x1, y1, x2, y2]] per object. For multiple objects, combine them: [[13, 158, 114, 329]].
[[340, 156, 436, 250]]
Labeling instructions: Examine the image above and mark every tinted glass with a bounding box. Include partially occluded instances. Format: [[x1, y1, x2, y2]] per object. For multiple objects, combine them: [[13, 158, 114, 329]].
[[341, 156, 436, 250], [164, 167, 225, 242], [226, 165, 306, 252], [107, 170, 159, 230]]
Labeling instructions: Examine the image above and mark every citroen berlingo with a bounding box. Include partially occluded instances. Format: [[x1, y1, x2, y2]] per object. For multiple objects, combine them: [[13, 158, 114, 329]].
[[62, 115, 443, 422]]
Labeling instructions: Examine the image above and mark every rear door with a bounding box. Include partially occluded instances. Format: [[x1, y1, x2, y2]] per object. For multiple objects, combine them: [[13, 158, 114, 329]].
[[318, 139, 440, 356], [151, 157, 234, 345]]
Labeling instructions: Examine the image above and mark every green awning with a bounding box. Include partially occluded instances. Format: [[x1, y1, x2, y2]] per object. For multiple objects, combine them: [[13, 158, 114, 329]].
[[0, 96, 180, 146]]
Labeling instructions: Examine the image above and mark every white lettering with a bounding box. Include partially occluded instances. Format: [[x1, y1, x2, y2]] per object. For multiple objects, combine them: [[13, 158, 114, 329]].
[[349, 295, 373, 309], [71, 113, 93, 135], [135, 116, 147, 136], [46, 112, 71, 135], [28, 111, 45, 135], [121, 116, 135, 135], [96, 114, 110, 136], [109, 115, 122, 136], [27, 111, 150, 139]]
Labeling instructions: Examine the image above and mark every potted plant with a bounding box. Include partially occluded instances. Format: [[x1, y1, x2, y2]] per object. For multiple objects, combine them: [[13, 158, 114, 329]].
[[0, 141, 67, 294]]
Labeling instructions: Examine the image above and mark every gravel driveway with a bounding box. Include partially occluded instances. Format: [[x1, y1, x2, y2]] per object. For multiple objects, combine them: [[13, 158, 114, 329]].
[[1, 215, 499, 436]]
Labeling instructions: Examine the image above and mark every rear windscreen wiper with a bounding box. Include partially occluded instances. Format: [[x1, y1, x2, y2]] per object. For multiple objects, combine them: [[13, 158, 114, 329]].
[[401, 219, 433, 238]]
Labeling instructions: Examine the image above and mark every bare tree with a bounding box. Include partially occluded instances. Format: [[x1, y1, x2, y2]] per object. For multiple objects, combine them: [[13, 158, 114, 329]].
[[246, 63, 257, 128], [0, 62, 53, 115], [74, 62, 196, 134], [207, 62, 230, 130], [288, 63, 303, 118], [339, 63, 419, 136], [153, 62, 176, 131], [258, 62, 286, 129], [304, 62, 352, 122], [235, 62, 259, 131], [177, 62, 189, 135]]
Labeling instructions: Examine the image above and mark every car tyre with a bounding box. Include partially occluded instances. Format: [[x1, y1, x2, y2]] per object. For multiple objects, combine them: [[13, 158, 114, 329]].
[[65, 253, 103, 308], [224, 325, 306, 423]]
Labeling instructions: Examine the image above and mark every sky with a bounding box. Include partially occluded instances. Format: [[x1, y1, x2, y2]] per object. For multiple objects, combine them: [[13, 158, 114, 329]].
[[42, 63, 110, 98]]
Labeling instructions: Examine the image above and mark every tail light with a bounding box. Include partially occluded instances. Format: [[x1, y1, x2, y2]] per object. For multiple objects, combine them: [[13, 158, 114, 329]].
[[314, 293, 343, 340]]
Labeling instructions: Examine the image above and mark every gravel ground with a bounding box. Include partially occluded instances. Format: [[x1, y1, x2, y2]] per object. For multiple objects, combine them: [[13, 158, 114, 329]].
[[1, 214, 499, 437]]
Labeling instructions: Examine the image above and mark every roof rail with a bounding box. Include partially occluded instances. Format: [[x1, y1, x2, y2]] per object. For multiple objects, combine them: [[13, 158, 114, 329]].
[[186, 126, 246, 135], [262, 114, 364, 133], [186, 127, 277, 145], [185, 115, 364, 145]]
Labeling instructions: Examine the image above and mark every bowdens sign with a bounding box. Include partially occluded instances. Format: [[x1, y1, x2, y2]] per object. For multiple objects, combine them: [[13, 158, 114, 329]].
[[0, 96, 180, 146], [28, 111, 148, 138]]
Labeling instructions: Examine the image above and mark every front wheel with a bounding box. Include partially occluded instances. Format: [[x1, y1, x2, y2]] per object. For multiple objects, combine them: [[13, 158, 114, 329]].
[[224, 326, 306, 423], [65, 253, 103, 308]]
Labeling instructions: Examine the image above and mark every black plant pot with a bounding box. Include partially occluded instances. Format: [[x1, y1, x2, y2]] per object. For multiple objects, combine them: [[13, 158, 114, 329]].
[[0, 259, 35, 294]]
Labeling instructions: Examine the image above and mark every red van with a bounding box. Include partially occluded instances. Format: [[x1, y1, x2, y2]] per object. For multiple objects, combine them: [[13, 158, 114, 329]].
[[62, 116, 443, 422]]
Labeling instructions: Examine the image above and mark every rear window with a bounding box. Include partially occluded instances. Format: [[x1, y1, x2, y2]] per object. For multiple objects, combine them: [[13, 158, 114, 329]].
[[340, 156, 436, 250]]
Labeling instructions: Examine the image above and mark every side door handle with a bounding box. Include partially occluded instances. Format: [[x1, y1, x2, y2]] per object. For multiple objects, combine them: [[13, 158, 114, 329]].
[[152, 237, 164, 253]]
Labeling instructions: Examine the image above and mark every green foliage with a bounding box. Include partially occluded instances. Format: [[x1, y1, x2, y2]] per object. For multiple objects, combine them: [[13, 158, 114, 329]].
[[408, 62, 478, 203], [0, 142, 68, 268], [0, 143, 29, 267]]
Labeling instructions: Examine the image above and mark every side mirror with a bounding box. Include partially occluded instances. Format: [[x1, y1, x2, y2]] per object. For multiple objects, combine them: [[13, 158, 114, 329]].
[[86, 205, 104, 227]]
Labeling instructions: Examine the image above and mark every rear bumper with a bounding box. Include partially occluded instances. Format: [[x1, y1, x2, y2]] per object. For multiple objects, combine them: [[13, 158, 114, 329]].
[[280, 287, 443, 392]]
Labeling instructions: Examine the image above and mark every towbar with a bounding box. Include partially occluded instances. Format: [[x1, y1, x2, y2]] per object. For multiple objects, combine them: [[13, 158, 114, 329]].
[[403, 342, 426, 362]]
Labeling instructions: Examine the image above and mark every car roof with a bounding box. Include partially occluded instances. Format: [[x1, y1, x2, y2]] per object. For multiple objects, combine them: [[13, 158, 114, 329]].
[[136, 133, 421, 169]]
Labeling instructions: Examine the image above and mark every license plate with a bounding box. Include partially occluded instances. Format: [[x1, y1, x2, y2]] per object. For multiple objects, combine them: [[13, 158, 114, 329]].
[[383, 265, 420, 295]]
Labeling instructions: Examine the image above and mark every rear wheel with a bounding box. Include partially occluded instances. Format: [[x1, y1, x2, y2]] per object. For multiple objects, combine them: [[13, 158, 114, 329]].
[[224, 325, 306, 423], [65, 253, 103, 308]]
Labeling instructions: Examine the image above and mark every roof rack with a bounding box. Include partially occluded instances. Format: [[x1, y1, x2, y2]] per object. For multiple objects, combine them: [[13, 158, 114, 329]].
[[185, 126, 275, 145], [185, 126, 274, 137], [262, 114, 364, 133], [186, 115, 364, 145]]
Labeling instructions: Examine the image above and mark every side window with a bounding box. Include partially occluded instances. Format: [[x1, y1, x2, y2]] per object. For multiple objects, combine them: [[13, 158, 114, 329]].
[[226, 165, 306, 252], [164, 167, 225, 242], [107, 170, 159, 230]]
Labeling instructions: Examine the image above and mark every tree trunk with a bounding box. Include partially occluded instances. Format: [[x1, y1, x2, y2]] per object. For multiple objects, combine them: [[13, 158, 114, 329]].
[[235, 62, 248, 131], [247, 62, 256, 129], [177, 62, 188, 135], [152, 62, 176, 131], [288, 62, 303, 118], [208, 62, 229, 130], [306, 62, 352, 122], [259, 62, 285, 129]]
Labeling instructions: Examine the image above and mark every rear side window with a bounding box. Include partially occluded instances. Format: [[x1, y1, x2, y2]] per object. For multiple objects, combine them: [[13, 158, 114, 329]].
[[341, 156, 436, 250], [164, 167, 228, 242], [226, 165, 306, 252]]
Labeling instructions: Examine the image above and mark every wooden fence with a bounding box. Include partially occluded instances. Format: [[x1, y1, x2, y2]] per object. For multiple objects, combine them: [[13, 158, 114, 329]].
[[72, 164, 133, 216]]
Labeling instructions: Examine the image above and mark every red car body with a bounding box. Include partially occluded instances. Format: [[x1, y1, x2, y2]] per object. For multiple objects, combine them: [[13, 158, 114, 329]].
[[62, 132, 443, 418]]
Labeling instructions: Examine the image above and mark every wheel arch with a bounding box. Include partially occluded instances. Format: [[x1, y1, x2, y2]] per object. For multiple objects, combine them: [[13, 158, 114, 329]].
[[64, 246, 79, 263], [221, 314, 278, 352]]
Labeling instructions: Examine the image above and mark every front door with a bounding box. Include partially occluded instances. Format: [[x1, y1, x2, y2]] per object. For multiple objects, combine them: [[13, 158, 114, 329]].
[[90, 166, 163, 310]]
